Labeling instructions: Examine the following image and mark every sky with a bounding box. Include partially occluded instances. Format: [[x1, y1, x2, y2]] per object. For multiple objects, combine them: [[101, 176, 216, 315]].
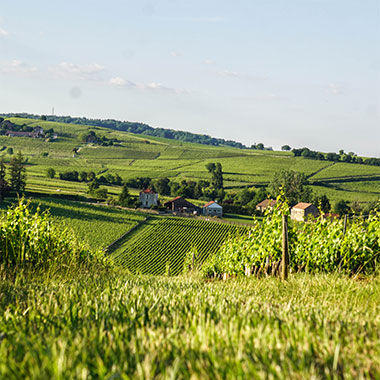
[[0, 0, 379, 156]]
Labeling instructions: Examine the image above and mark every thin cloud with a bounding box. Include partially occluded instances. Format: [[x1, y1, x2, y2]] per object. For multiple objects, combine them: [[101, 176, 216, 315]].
[[327, 83, 344, 95], [0, 60, 37, 74], [190, 16, 224, 23], [218, 69, 240, 78], [170, 51, 181, 57], [109, 77, 136, 88], [49, 62, 105, 81], [108, 76, 188, 94], [0, 27, 9, 37], [203, 59, 216, 65]]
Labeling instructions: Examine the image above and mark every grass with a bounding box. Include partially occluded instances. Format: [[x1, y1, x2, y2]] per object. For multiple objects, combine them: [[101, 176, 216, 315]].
[[0, 269, 379, 379]]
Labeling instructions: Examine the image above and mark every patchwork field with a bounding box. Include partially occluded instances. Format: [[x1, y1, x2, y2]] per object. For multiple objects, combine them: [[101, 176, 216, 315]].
[[0, 116, 379, 204]]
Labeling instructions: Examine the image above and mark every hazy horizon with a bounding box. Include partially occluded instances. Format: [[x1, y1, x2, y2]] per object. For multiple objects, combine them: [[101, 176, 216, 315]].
[[1, 0, 379, 156]]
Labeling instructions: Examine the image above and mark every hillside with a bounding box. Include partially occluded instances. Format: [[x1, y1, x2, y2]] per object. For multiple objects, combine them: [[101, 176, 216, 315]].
[[1, 113, 247, 149], [0, 116, 379, 204]]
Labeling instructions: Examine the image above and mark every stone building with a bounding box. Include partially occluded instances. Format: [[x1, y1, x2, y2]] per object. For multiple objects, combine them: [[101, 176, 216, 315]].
[[291, 202, 319, 221], [139, 189, 158, 208]]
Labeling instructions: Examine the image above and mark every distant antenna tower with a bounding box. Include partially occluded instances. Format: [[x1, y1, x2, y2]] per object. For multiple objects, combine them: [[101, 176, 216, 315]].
[[52, 107, 55, 116]]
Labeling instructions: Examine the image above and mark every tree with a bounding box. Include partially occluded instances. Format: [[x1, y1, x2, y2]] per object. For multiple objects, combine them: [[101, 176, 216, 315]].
[[40, 115, 47, 121], [7, 147, 13, 155], [79, 171, 88, 182], [213, 163, 223, 190], [256, 143, 264, 150], [0, 158, 9, 201], [205, 163, 216, 173], [153, 178, 171, 195], [281, 145, 291, 151], [46, 168, 56, 178], [314, 194, 331, 213], [333, 200, 350, 216], [9, 152, 26, 193], [87, 180, 99, 194], [87, 171, 96, 181], [119, 183, 131, 206], [269, 170, 312, 205]]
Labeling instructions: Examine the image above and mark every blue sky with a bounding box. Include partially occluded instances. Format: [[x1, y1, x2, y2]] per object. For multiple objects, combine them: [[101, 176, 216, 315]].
[[0, 0, 379, 156]]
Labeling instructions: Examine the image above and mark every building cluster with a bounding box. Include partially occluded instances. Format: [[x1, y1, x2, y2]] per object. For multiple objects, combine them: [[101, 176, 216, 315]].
[[140, 190, 323, 221], [5, 126, 45, 138], [256, 199, 320, 221], [139, 190, 223, 217]]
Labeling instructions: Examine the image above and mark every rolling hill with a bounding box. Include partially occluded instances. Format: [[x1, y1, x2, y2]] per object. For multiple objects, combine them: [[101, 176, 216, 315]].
[[0, 116, 378, 204]]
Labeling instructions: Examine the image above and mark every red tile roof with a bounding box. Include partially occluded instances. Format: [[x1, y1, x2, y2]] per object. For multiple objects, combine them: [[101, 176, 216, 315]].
[[292, 202, 314, 210], [256, 199, 277, 208], [141, 189, 157, 194], [203, 200, 222, 208]]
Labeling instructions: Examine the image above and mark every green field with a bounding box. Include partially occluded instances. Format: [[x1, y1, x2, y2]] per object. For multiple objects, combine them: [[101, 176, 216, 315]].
[[112, 217, 248, 275], [1, 268, 379, 379], [1, 117, 379, 204]]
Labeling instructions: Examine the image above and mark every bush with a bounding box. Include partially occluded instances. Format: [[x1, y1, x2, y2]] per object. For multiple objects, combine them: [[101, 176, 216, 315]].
[[46, 168, 55, 178]]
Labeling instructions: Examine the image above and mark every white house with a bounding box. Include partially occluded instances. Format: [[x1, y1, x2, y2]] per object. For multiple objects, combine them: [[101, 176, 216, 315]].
[[203, 201, 223, 217], [139, 189, 158, 208]]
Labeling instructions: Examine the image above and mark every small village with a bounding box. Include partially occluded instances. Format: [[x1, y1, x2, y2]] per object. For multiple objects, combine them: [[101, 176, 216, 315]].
[[139, 188, 332, 222]]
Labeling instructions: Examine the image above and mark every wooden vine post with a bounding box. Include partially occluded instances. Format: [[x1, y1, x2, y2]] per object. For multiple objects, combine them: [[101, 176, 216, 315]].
[[343, 214, 348, 238], [281, 214, 289, 281]]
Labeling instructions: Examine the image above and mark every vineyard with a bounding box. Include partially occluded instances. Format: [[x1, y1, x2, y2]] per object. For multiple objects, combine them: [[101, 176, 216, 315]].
[[112, 217, 248, 275], [203, 197, 380, 277], [0, 198, 146, 251]]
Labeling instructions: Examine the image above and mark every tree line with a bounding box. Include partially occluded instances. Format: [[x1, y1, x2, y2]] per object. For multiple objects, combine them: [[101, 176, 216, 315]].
[[291, 146, 380, 166], [3, 113, 247, 149]]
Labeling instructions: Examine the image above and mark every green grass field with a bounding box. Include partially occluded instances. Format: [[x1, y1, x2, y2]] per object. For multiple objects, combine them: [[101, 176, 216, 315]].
[[1, 268, 379, 379], [112, 217, 248, 275], [1, 117, 379, 205]]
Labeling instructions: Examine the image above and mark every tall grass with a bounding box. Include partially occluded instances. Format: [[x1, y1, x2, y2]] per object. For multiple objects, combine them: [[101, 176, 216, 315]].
[[0, 270, 379, 379]]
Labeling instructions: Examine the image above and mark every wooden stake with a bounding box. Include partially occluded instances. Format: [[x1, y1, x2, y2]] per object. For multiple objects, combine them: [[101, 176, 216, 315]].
[[343, 214, 348, 238], [281, 214, 289, 281]]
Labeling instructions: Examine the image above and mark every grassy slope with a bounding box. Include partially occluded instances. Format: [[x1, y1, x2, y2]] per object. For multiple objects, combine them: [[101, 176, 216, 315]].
[[0, 117, 379, 203], [1, 269, 379, 379]]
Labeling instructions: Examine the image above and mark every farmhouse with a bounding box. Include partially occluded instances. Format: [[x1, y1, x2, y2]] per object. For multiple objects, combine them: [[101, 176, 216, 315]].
[[5, 126, 45, 138], [256, 199, 277, 213], [139, 189, 158, 208], [203, 201, 223, 217], [291, 202, 319, 221], [164, 196, 198, 213]]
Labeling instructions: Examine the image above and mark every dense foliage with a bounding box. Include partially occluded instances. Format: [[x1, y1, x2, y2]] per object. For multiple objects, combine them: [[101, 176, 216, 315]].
[[0, 200, 98, 268], [203, 197, 380, 277], [292, 146, 380, 167]]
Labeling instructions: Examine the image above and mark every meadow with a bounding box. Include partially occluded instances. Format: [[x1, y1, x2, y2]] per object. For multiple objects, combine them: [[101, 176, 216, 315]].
[[0, 268, 379, 379]]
